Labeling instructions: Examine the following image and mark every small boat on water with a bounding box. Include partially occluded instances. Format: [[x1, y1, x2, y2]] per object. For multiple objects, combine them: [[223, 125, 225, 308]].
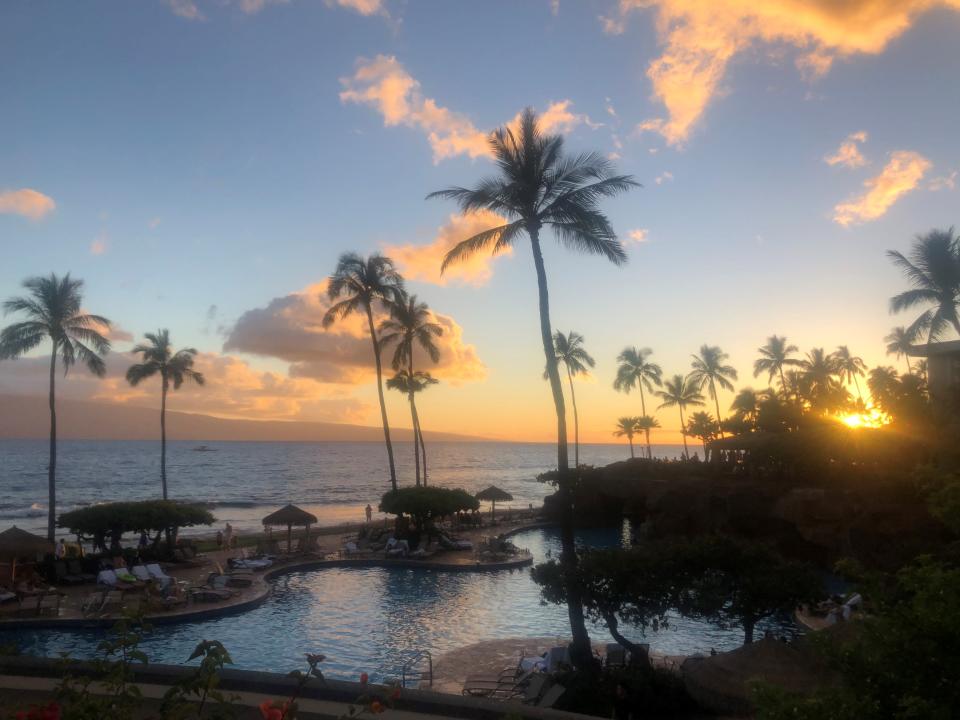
[[192, 445, 218, 452]]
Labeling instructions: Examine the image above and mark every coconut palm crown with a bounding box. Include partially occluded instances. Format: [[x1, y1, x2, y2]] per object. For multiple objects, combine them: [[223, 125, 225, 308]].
[[884, 326, 918, 374], [323, 252, 406, 492], [656, 374, 705, 460], [0, 273, 111, 540], [753, 335, 801, 394], [549, 330, 595, 468], [126, 329, 205, 500], [688, 345, 738, 438], [887, 227, 960, 341], [613, 346, 662, 458]]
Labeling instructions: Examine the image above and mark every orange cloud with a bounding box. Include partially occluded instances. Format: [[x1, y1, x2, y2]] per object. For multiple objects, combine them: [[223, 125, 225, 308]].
[[0, 188, 56, 220], [224, 280, 486, 384], [833, 150, 931, 226], [619, 0, 960, 145], [331, 0, 384, 16], [628, 228, 649, 243], [385, 211, 512, 287], [340, 56, 594, 162], [824, 131, 868, 168]]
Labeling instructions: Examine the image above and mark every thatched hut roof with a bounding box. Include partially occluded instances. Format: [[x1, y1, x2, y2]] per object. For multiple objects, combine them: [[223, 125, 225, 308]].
[[0, 526, 54, 560], [475, 486, 514, 502], [682, 637, 829, 715], [262, 504, 318, 527]]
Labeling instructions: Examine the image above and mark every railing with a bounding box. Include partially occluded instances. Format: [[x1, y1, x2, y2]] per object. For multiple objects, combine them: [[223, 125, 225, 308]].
[[400, 650, 433, 689]]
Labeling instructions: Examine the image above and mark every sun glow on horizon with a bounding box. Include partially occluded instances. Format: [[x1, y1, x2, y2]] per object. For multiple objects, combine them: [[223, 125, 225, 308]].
[[838, 407, 891, 429]]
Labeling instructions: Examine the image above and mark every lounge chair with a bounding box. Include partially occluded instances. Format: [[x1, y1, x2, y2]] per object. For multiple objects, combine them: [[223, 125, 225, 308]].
[[19, 591, 61, 618], [537, 684, 565, 708], [0, 587, 18, 604], [462, 670, 535, 698], [605, 643, 627, 668], [190, 586, 232, 603], [206, 574, 244, 593], [53, 561, 84, 585], [145, 563, 176, 588], [131, 565, 153, 584], [97, 569, 137, 591], [543, 645, 571, 672]]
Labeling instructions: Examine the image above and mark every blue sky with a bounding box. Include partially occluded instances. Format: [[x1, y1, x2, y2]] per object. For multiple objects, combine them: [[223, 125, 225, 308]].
[[1, 0, 959, 442]]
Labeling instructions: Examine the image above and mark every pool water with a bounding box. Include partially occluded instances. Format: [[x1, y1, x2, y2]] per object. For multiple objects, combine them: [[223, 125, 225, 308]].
[[2, 526, 798, 681]]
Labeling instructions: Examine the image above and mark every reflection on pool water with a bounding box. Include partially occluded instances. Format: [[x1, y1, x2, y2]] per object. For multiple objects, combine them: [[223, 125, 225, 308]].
[[3, 526, 799, 681]]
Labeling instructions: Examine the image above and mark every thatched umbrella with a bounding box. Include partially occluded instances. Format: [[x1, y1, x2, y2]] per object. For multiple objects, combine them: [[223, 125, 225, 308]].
[[475, 486, 513, 521], [0, 526, 54, 580], [262, 504, 318, 553], [682, 637, 829, 715]]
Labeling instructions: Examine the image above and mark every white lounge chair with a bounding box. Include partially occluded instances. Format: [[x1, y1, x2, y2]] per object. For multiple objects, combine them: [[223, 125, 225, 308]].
[[131, 565, 152, 583], [146, 563, 175, 588], [543, 646, 571, 672]]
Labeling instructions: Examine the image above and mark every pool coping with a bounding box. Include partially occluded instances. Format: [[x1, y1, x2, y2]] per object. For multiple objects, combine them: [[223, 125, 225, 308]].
[[0, 542, 540, 631]]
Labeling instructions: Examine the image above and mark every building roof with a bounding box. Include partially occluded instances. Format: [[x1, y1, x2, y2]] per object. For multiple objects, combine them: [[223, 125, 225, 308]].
[[906, 340, 960, 357]]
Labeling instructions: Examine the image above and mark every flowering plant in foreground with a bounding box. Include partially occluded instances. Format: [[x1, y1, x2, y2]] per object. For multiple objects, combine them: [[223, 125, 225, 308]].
[[14, 702, 62, 720]]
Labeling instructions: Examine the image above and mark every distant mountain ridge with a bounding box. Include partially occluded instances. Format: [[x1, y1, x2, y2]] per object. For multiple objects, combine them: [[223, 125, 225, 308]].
[[0, 394, 485, 443]]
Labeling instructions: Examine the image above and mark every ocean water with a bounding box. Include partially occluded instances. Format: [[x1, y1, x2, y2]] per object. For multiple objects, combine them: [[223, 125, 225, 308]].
[[0, 439, 685, 537]]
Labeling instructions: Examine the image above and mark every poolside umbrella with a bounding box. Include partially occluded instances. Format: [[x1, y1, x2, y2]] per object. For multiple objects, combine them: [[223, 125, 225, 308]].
[[262, 504, 318, 553], [0, 526, 54, 580], [475, 486, 513, 521]]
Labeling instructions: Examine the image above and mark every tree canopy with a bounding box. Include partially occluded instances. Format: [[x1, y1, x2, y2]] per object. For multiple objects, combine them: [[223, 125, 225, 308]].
[[58, 500, 215, 547], [378, 487, 478, 530]]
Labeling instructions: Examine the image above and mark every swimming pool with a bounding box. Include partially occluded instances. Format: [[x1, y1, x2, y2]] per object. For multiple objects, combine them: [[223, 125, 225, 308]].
[[2, 526, 799, 681]]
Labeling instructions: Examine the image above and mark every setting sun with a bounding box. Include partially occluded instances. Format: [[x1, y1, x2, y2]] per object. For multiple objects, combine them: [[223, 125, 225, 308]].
[[838, 407, 891, 429]]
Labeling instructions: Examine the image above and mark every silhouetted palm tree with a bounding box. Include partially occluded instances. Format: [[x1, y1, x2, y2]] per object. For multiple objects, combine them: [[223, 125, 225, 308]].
[[126, 330, 205, 500], [656, 374, 705, 460], [613, 417, 640, 459], [323, 253, 405, 492], [549, 331, 595, 468], [729, 387, 766, 429], [0, 274, 111, 540], [688, 345, 738, 438], [380, 295, 442, 486], [867, 366, 899, 410], [613, 347, 663, 459], [386, 370, 439, 486], [832, 345, 867, 402], [884, 326, 917, 374], [634, 415, 661, 457], [800, 348, 847, 412], [686, 411, 717, 455], [429, 108, 637, 666], [888, 228, 960, 341], [753, 335, 801, 397]]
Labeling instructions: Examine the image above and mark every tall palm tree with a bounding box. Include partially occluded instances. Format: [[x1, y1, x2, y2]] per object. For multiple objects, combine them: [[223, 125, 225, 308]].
[[613, 347, 663, 459], [634, 415, 661, 457], [323, 253, 406, 492], [753, 335, 801, 396], [428, 108, 638, 667], [656, 374, 705, 460], [887, 228, 960, 341], [685, 411, 717, 455], [0, 274, 111, 540], [613, 417, 640, 459], [379, 295, 443, 486], [730, 387, 764, 429], [867, 366, 899, 411], [549, 331, 595, 468], [832, 345, 867, 402], [386, 370, 439, 486], [884, 326, 917, 374], [688, 345, 738, 438], [126, 330, 205, 500], [800, 348, 846, 413]]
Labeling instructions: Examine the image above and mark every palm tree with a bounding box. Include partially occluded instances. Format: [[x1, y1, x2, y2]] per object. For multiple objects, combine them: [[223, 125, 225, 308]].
[[379, 295, 443, 486], [613, 347, 663, 459], [887, 228, 960, 341], [867, 366, 899, 410], [832, 346, 867, 402], [549, 331, 595, 468], [126, 330, 205, 500], [429, 108, 637, 666], [0, 274, 111, 540], [800, 348, 847, 413], [753, 335, 801, 396], [656, 374, 705, 460], [613, 417, 640, 458], [633, 415, 661, 457], [688, 345, 738, 438], [386, 370, 439, 486], [685, 411, 717, 455], [884, 326, 917, 374], [323, 253, 406, 492], [730, 387, 764, 429]]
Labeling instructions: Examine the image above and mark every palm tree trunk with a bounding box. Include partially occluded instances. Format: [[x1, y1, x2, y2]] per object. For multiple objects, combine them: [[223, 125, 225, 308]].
[[853, 375, 863, 402], [712, 381, 725, 439], [679, 405, 689, 460], [639, 386, 651, 459], [408, 357, 421, 486], [904, 356, 912, 374], [47, 344, 58, 542], [161, 377, 168, 500], [628, 436, 634, 459], [566, 366, 580, 468], [365, 306, 398, 492], [529, 225, 591, 669], [416, 414, 427, 486]]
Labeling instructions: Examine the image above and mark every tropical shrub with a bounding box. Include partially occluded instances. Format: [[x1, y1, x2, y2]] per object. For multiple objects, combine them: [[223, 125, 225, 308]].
[[58, 500, 214, 551], [378, 486, 478, 533]]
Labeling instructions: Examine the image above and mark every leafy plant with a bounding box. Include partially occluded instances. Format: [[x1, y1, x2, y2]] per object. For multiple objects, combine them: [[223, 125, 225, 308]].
[[160, 640, 239, 719]]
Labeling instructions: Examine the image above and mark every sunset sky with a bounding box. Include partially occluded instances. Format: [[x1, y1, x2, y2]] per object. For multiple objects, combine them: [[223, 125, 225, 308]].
[[2, 0, 959, 443]]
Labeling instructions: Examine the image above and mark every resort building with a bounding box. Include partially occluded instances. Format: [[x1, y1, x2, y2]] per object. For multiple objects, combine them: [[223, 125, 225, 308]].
[[907, 340, 960, 409]]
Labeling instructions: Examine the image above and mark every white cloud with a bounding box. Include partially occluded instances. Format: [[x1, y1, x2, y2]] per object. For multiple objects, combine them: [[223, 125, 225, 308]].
[[824, 131, 868, 168], [929, 170, 957, 191], [654, 170, 673, 185], [833, 150, 931, 226], [0, 188, 56, 220], [628, 228, 649, 243]]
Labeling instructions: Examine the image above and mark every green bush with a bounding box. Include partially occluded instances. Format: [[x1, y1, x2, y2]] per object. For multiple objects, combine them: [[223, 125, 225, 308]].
[[58, 500, 215, 550], [378, 487, 478, 532]]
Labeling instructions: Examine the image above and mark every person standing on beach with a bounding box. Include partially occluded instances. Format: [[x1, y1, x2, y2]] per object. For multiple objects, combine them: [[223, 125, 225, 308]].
[[365, 504, 373, 523]]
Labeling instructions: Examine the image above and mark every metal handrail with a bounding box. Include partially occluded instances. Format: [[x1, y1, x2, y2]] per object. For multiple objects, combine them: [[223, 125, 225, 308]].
[[400, 649, 433, 688]]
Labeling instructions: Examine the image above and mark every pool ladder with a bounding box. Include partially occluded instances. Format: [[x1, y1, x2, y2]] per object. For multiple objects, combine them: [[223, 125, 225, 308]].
[[400, 650, 433, 689]]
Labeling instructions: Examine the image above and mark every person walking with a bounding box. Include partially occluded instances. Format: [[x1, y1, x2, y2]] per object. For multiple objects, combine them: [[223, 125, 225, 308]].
[[365, 504, 373, 523]]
